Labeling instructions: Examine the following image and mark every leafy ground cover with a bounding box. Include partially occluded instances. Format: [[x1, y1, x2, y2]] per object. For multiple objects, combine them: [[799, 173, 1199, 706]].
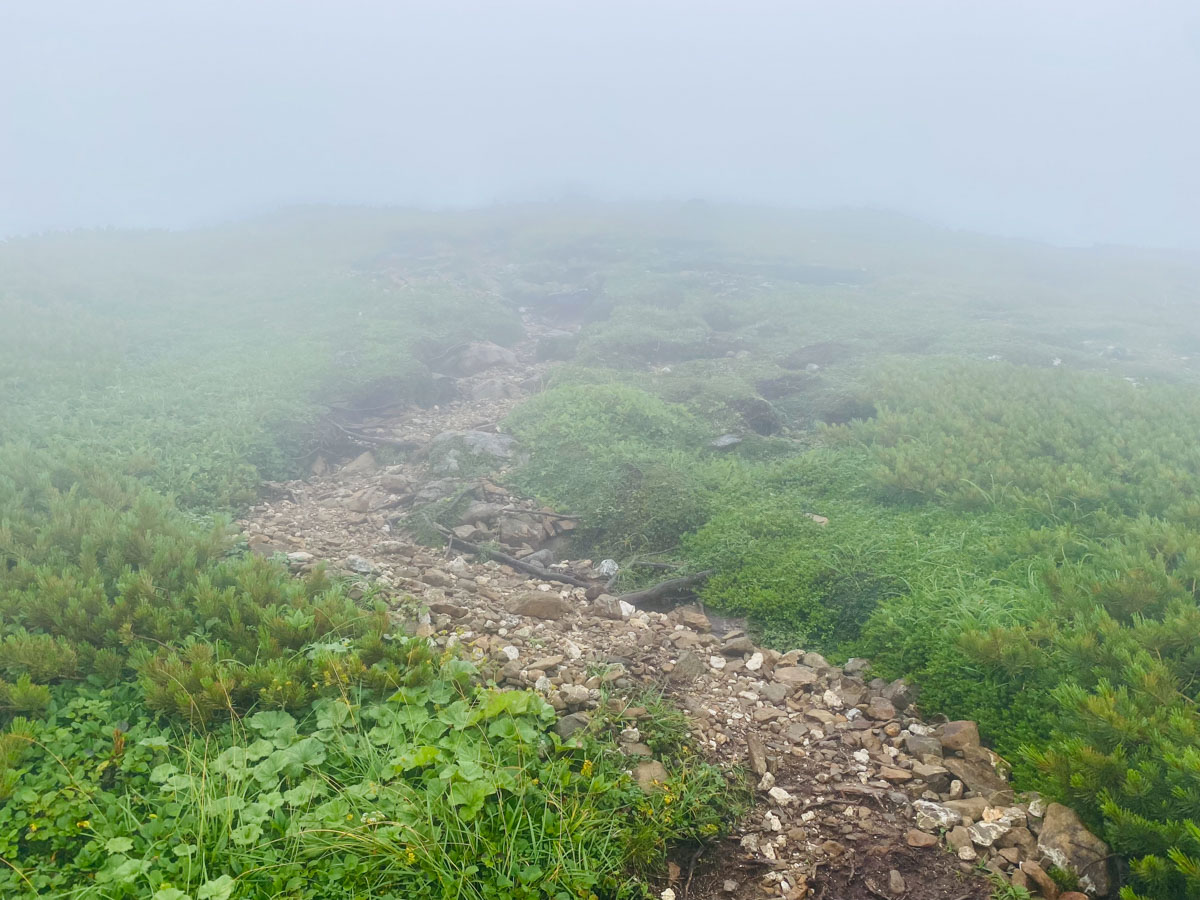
[[6, 204, 1200, 898], [500, 214, 1200, 899]]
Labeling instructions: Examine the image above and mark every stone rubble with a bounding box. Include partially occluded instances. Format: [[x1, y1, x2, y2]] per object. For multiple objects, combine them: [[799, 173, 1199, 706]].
[[240, 313, 1109, 900]]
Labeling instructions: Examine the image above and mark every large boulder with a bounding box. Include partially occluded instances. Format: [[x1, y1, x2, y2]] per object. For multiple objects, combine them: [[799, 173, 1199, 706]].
[[433, 341, 518, 376], [1038, 803, 1111, 896], [428, 430, 519, 475]]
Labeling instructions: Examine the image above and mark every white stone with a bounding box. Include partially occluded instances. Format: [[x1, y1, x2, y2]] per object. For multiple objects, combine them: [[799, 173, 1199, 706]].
[[822, 689, 843, 709], [745, 652, 764, 672], [618, 600, 636, 618], [501, 645, 519, 661], [853, 749, 870, 765], [768, 786, 793, 804], [709, 655, 727, 670]]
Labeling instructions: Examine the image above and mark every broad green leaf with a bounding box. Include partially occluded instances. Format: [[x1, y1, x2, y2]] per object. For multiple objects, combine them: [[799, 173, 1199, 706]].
[[282, 778, 328, 805], [149, 763, 179, 784], [392, 745, 441, 771], [197, 876, 236, 900], [247, 710, 296, 739], [230, 823, 263, 845], [436, 699, 474, 730], [448, 779, 490, 820], [104, 836, 134, 853]]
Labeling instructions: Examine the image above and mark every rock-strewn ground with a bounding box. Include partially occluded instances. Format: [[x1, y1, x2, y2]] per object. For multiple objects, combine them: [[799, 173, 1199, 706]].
[[240, 317, 1106, 900]]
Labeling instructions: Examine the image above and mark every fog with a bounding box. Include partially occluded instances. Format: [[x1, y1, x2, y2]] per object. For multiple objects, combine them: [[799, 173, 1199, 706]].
[[3, 0, 1198, 246]]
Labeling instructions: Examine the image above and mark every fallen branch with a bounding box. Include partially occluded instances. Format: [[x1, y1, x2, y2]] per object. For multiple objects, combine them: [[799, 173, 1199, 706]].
[[328, 420, 421, 451], [617, 571, 713, 611], [497, 506, 581, 521], [432, 525, 593, 588]]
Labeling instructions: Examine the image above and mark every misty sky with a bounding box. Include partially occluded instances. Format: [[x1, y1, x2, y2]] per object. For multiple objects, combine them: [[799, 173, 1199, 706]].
[[2, 1, 1198, 246]]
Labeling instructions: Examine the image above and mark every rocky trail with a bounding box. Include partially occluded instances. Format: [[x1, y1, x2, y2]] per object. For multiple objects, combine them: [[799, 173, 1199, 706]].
[[240, 316, 1108, 900]]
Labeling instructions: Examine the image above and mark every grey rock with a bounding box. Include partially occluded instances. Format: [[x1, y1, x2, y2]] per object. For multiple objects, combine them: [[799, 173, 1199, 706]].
[[969, 821, 1010, 848], [553, 712, 590, 739], [710, 433, 743, 449], [843, 657, 871, 676], [904, 733, 944, 759], [913, 799, 962, 830], [721, 635, 756, 655], [880, 677, 916, 711], [344, 555, 376, 575], [746, 735, 769, 777], [524, 548, 555, 568], [435, 341, 518, 376], [340, 450, 378, 474], [669, 650, 706, 682], [430, 430, 518, 463], [761, 682, 791, 704], [467, 378, 521, 401]]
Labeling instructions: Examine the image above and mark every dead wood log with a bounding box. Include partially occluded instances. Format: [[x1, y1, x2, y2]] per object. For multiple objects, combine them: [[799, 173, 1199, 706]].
[[617, 571, 713, 611], [431, 525, 593, 588]]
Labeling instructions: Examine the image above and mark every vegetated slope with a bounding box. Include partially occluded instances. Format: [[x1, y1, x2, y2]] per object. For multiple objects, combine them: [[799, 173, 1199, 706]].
[[499, 213, 1200, 900], [0, 211, 739, 899], [4, 204, 1200, 898]]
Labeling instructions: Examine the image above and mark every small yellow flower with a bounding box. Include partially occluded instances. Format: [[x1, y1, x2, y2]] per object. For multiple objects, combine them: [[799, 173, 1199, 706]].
[[580, 759, 593, 777], [148, 813, 158, 819], [77, 820, 91, 829]]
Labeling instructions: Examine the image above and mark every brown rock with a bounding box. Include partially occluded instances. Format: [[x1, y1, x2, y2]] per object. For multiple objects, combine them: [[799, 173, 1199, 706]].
[[1019, 860, 1059, 900], [774, 665, 818, 686], [905, 829, 939, 848], [939, 720, 980, 751], [879, 766, 912, 783], [997, 825, 1037, 856], [633, 760, 669, 792], [912, 762, 952, 792], [1038, 803, 1111, 896], [943, 755, 1010, 795], [1059, 894, 1089, 900], [866, 696, 896, 720], [675, 606, 711, 632], [508, 593, 568, 620], [946, 825, 973, 852]]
